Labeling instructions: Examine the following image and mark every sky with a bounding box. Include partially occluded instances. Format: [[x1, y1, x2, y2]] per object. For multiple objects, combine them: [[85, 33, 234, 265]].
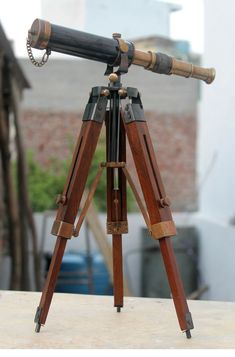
[[0, 0, 204, 57], [163, 0, 204, 52]]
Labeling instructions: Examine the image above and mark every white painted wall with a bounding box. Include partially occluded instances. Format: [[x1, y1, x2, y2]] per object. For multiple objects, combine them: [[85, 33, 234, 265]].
[[195, 216, 235, 301], [197, 0, 235, 301], [198, 0, 235, 224]]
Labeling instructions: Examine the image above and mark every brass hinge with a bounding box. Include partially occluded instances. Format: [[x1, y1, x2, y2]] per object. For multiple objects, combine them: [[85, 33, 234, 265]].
[[51, 220, 75, 239], [107, 221, 128, 234], [150, 220, 177, 240]]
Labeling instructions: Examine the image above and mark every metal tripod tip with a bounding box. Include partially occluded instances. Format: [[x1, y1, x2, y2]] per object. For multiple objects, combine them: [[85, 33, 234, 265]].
[[116, 306, 122, 313], [35, 323, 41, 333], [185, 330, 191, 339]]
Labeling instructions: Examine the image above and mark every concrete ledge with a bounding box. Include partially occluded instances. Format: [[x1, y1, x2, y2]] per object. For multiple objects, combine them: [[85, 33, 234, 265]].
[[0, 290, 235, 348]]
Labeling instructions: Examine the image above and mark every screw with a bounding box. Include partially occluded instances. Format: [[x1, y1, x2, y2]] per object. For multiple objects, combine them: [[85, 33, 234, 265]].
[[160, 197, 171, 207], [56, 194, 66, 205], [112, 32, 121, 39]]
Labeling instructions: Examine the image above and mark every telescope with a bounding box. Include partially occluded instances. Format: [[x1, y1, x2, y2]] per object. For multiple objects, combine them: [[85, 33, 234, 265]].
[[27, 19, 215, 84], [28, 18, 216, 339]]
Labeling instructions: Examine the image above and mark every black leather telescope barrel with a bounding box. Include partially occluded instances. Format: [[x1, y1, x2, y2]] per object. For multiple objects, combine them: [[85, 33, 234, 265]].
[[28, 19, 216, 84]]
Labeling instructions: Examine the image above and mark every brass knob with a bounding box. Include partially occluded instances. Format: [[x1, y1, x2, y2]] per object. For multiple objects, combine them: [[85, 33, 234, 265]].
[[118, 88, 127, 98], [101, 89, 110, 97], [108, 73, 119, 82]]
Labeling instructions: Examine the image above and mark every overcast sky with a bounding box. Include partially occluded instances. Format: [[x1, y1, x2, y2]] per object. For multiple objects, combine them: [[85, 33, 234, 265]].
[[0, 0, 204, 57], [165, 0, 204, 52]]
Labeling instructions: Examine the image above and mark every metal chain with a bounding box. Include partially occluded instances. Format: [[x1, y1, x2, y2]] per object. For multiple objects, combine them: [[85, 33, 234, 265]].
[[26, 39, 51, 67]]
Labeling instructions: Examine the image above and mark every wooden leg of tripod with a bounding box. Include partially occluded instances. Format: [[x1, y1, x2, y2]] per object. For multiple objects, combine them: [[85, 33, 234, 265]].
[[107, 167, 124, 311], [112, 233, 123, 311], [124, 116, 194, 338], [106, 118, 127, 312], [159, 237, 193, 337], [34, 119, 103, 332], [107, 175, 127, 312], [34, 236, 67, 331]]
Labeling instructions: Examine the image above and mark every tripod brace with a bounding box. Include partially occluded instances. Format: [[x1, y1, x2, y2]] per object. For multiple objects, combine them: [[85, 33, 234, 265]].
[[34, 72, 194, 339]]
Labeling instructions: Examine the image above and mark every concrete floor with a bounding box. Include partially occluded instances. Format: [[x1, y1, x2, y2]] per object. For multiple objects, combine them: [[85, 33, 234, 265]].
[[0, 290, 235, 349]]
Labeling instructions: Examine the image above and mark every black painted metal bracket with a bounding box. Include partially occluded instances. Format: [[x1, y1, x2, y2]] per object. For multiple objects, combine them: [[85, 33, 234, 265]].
[[82, 86, 108, 123], [123, 87, 145, 123]]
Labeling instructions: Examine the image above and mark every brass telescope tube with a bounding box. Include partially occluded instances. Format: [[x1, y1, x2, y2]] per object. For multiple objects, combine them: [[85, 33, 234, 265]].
[[133, 50, 216, 84], [28, 19, 215, 84]]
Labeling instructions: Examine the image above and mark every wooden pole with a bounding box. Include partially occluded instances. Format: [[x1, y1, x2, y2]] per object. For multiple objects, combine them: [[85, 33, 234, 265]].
[[0, 54, 21, 289], [10, 78, 41, 290], [81, 193, 132, 296]]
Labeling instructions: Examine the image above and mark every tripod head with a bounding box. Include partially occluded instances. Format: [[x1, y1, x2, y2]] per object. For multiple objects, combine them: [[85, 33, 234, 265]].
[[27, 19, 215, 84]]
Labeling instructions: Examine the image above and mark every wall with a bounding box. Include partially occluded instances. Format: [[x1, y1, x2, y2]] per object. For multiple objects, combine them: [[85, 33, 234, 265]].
[[197, 0, 235, 301], [20, 59, 198, 114], [195, 215, 235, 301], [198, 0, 235, 223]]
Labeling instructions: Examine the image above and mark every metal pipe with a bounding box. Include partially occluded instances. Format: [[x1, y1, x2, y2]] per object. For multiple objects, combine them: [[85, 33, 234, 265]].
[[28, 19, 216, 84]]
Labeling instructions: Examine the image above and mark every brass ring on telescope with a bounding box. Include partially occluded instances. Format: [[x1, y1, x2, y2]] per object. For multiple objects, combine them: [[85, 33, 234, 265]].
[[144, 51, 157, 70], [28, 18, 51, 49]]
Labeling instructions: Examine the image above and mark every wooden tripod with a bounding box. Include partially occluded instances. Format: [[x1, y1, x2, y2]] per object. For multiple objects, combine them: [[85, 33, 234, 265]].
[[34, 75, 194, 339]]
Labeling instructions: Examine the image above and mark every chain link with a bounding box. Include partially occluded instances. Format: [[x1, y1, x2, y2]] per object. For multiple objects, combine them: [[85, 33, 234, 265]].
[[26, 39, 51, 67]]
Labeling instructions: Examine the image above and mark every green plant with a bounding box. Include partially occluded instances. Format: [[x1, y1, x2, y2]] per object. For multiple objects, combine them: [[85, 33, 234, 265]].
[[25, 137, 135, 212], [26, 152, 68, 212]]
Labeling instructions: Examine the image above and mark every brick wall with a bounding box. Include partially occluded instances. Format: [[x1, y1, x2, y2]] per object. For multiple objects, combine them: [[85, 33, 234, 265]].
[[21, 109, 197, 212]]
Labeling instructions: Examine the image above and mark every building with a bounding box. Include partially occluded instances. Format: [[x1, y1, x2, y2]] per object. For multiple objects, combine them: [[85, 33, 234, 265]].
[[41, 0, 181, 40], [196, 0, 235, 301], [0, 22, 38, 291]]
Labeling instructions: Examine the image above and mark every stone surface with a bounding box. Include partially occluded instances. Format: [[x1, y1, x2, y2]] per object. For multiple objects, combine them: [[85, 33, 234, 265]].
[[0, 290, 235, 349]]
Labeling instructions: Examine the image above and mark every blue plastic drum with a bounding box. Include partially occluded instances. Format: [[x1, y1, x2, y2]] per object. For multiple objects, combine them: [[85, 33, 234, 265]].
[[53, 252, 112, 295]]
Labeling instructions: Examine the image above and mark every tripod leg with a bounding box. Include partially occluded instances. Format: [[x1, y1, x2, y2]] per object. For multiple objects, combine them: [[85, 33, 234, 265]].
[[106, 115, 127, 312], [34, 89, 107, 331], [34, 236, 67, 332], [123, 94, 194, 337], [107, 172, 126, 312], [159, 237, 193, 338], [112, 233, 123, 312]]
